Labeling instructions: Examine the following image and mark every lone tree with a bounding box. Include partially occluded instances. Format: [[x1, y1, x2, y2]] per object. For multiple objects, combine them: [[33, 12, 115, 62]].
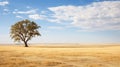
[[10, 19, 41, 47]]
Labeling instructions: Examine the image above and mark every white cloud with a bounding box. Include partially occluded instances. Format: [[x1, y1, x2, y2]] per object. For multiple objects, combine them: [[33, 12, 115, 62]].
[[14, 9, 18, 11], [0, 1, 9, 6], [13, 9, 37, 14], [3, 9, 9, 12], [28, 14, 44, 20], [26, 6, 31, 9], [12, 9, 46, 20], [3, 9, 10, 14], [16, 16, 23, 18], [48, 26, 63, 30], [48, 1, 120, 31]]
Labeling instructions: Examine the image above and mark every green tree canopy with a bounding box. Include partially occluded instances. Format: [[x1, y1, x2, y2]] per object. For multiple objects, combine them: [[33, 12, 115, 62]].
[[10, 19, 41, 47]]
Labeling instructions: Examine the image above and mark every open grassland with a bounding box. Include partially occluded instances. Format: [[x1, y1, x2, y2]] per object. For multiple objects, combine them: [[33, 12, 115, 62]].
[[0, 44, 120, 67]]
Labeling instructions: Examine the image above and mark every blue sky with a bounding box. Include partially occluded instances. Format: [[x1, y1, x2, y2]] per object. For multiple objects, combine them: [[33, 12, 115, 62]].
[[0, 0, 120, 44]]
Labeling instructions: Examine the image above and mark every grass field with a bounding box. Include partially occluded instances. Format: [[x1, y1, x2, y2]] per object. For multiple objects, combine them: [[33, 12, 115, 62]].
[[0, 44, 120, 67]]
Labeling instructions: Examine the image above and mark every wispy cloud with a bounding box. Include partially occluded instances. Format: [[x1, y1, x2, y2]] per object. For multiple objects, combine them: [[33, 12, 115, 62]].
[[16, 15, 23, 19], [12, 9, 46, 20], [28, 14, 45, 20], [48, 26, 63, 30], [0, 1, 9, 6], [26, 6, 31, 9], [3, 9, 9, 11], [13, 9, 37, 14], [48, 1, 120, 31], [3, 8, 10, 14]]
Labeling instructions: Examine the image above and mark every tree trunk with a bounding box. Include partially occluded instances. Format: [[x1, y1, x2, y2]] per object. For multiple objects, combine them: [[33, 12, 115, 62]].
[[24, 41, 28, 47]]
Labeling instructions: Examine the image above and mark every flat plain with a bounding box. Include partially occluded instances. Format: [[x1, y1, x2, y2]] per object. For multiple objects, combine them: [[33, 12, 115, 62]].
[[0, 44, 120, 67]]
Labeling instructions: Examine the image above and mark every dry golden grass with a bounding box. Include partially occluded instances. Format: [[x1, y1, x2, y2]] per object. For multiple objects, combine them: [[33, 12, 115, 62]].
[[0, 44, 120, 67]]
